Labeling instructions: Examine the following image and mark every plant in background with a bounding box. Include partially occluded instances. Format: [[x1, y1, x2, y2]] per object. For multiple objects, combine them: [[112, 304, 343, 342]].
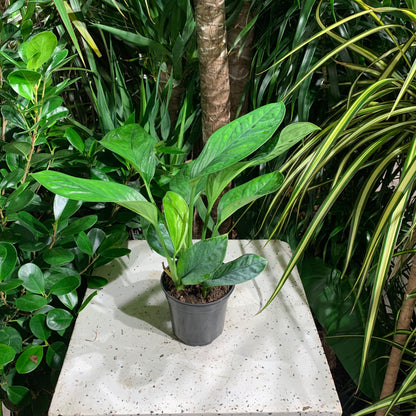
[[259, 1, 416, 414], [0, 16, 130, 415]]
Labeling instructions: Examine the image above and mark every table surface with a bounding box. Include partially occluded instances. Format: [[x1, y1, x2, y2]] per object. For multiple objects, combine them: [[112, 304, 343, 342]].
[[48, 239, 342, 416]]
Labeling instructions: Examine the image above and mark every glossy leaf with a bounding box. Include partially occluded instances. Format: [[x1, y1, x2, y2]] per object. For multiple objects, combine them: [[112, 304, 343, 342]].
[[65, 127, 85, 153], [29, 314, 51, 341], [87, 276, 108, 289], [18, 263, 45, 294], [4, 187, 35, 214], [46, 308, 73, 330], [163, 191, 189, 254], [87, 228, 106, 255], [43, 248, 75, 265], [8, 69, 41, 101], [7, 385, 30, 406], [61, 215, 98, 236], [16, 293, 48, 312], [179, 236, 227, 285], [32, 171, 159, 226], [49, 275, 81, 296], [101, 123, 158, 185], [53, 195, 82, 222], [16, 345, 43, 374], [0, 242, 17, 282], [190, 103, 285, 178], [0, 327, 22, 353], [216, 171, 284, 229], [46, 341, 67, 369], [0, 344, 16, 366], [76, 231, 93, 256], [205, 254, 267, 287], [58, 291, 78, 310], [20, 31, 57, 70]]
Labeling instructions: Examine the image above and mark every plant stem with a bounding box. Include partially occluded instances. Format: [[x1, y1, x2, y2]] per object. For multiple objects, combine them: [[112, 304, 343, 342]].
[[375, 251, 416, 416]]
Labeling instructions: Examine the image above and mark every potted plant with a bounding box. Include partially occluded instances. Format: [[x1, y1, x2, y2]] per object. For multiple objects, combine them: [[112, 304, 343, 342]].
[[32, 102, 318, 345]]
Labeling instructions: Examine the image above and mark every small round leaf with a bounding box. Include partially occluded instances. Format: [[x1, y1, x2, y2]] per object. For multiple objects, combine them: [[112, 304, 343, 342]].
[[0, 344, 16, 366], [43, 248, 74, 265], [0, 242, 17, 282], [16, 345, 43, 374], [46, 308, 73, 331], [18, 263, 45, 294], [16, 293, 48, 312], [29, 314, 51, 341], [7, 385, 31, 406], [46, 341, 67, 369]]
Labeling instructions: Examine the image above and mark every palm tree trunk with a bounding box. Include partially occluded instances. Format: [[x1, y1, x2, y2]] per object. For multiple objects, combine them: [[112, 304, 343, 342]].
[[195, 0, 231, 143], [376, 248, 416, 416], [227, 1, 253, 120]]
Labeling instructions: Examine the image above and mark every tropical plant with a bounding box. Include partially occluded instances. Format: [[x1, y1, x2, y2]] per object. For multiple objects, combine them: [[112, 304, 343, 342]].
[[33, 103, 318, 295], [259, 1, 416, 414], [0, 19, 130, 414]]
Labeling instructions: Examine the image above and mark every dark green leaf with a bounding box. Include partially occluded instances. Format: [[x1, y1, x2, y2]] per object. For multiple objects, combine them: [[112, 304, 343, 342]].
[[16, 293, 48, 312], [8, 69, 41, 101], [179, 236, 228, 285], [6, 385, 30, 406], [3, 142, 32, 157], [46, 308, 73, 330], [1, 104, 26, 129], [87, 228, 106, 255], [58, 290, 78, 310], [4, 187, 35, 214], [43, 248, 75, 265], [61, 215, 98, 236], [49, 274, 80, 296], [46, 341, 66, 369], [0, 279, 23, 293], [53, 195, 82, 222], [16, 345, 43, 373], [65, 127, 85, 153], [75, 231, 93, 256], [205, 254, 267, 287], [29, 314, 51, 341], [78, 290, 97, 313], [0, 344, 16, 366], [0, 242, 17, 281], [12, 211, 49, 236], [0, 327, 22, 353], [18, 263, 45, 294], [87, 276, 108, 289]]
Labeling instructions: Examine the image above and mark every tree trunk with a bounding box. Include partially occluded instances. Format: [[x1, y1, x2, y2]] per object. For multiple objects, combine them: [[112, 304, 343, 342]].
[[227, 1, 253, 120], [195, 0, 231, 144], [375, 248, 416, 416]]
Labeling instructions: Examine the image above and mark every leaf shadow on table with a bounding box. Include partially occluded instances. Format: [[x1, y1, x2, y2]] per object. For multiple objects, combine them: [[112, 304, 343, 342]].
[[116, 279, 174, 339]]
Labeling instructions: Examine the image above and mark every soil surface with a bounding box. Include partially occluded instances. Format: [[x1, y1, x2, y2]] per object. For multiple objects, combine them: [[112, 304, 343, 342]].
[[162, 272, 230, 304]]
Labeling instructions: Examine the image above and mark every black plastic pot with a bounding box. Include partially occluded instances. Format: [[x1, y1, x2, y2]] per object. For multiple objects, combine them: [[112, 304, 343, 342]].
[[161, 277, 234, 346]]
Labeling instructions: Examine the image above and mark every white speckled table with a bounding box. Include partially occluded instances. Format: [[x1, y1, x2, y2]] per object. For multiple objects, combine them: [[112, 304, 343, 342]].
[[48, 240, 342, 416]]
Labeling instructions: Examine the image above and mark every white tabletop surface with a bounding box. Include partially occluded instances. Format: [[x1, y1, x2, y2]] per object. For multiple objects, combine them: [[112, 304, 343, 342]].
[[48, 239, 342, 416]]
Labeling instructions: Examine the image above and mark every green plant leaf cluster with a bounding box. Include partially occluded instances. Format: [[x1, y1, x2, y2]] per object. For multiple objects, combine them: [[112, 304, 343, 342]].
[[0, 17, 131, 414], [33, 102, 318, 291], [261, 1, 416, 412]]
